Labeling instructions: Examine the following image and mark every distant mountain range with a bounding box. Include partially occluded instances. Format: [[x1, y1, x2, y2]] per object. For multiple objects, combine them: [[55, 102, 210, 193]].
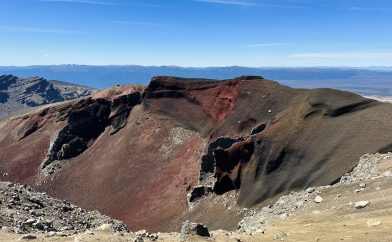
[[1, 65, 392, 96], [0, 74, 98, 118]]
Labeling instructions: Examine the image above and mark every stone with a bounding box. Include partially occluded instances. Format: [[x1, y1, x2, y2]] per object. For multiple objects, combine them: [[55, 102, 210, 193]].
[[135, 229, 147, 236], [367, 219, 381, 227], [186, 185, 213, 209], [23, 218, 36, 225], [45, 231, 67, 238], [133, 236, 144, 242], [312, 210, 320, 215], [279, 213, 288, 220], [359, 183, 366, 188], [147, 233, 159, 241], [180, 220, 210, 241], [294, 201, 304, 208], [18, 234, 37, 240], [255, 228, 264, 234], [96, 223, 113, 231], [306, 187, 315, 193], [314, 195, 323, 203], [354, 201, 370, 209], [273, 232, 288, 240]]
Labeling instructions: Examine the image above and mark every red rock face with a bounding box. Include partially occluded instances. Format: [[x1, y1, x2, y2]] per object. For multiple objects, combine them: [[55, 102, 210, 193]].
[[2, 76, 392, 232], [187, 81, 239, 121], [145, 76, 240, 122]]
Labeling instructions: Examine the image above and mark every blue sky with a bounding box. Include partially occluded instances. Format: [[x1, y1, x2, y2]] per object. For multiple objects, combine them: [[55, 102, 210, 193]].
[[1, 0, 392, 67]]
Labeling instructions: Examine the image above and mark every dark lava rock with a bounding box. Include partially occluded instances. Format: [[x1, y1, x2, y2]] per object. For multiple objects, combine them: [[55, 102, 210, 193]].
[[187, 185, 213, 206], [42, 98, 111, 169], [180, 220, 210, 241]]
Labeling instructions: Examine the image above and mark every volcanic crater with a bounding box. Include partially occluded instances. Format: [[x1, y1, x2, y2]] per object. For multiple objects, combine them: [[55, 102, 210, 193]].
[[1, 76, 392, 232]]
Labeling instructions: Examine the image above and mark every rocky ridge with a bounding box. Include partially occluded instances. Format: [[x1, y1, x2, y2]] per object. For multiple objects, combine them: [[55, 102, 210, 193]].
[[0, 75, 97, 118]]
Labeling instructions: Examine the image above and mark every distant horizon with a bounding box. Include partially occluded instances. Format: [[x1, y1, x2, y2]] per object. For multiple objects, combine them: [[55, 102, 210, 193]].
[[1, 0, 392, 66], [1, 64, 392, 69]]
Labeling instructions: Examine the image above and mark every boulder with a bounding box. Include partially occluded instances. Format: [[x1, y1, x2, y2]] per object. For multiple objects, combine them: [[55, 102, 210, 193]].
[[180, 220, 210, 241]]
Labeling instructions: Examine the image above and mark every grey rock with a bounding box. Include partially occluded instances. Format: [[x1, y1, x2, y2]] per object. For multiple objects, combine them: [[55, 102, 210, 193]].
[[18, 234, 37, 240], [314, 196, 323, 203], [133, 236, 144, 242], [0, 181, 129, 235], [180, 220, 210, 241], [279, 213, 288, 220], [354, 201, 370, 209], [273, 232, 288, 240], [306, 187, 315, 193], [23, 218, 36, 225], [367, 219, 381, 227]]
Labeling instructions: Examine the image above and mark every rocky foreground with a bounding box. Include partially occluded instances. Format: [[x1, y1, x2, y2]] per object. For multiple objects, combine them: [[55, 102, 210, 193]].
[[0, 182, 128, 235], [1, 152, 392, 241]]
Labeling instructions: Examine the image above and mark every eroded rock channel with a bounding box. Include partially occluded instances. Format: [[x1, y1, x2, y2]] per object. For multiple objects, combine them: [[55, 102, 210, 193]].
[[42, 98, 112, 169], [14, 91, 143, 174], [40, 93, 142, 172]]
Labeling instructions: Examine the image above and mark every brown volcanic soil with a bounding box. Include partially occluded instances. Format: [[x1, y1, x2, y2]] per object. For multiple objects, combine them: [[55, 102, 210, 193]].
[[1, 76, 392, 232]]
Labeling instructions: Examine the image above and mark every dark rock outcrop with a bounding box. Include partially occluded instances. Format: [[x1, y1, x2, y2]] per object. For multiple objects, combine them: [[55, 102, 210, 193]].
[[40, 92, 143, 171], [42, 98, 111, 169], [180, 220, 210, 241], [213, 138, 255, 195], [187, 185, 213, 208], [109, 92, 142, 134], [199, 137, 245, 186]]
